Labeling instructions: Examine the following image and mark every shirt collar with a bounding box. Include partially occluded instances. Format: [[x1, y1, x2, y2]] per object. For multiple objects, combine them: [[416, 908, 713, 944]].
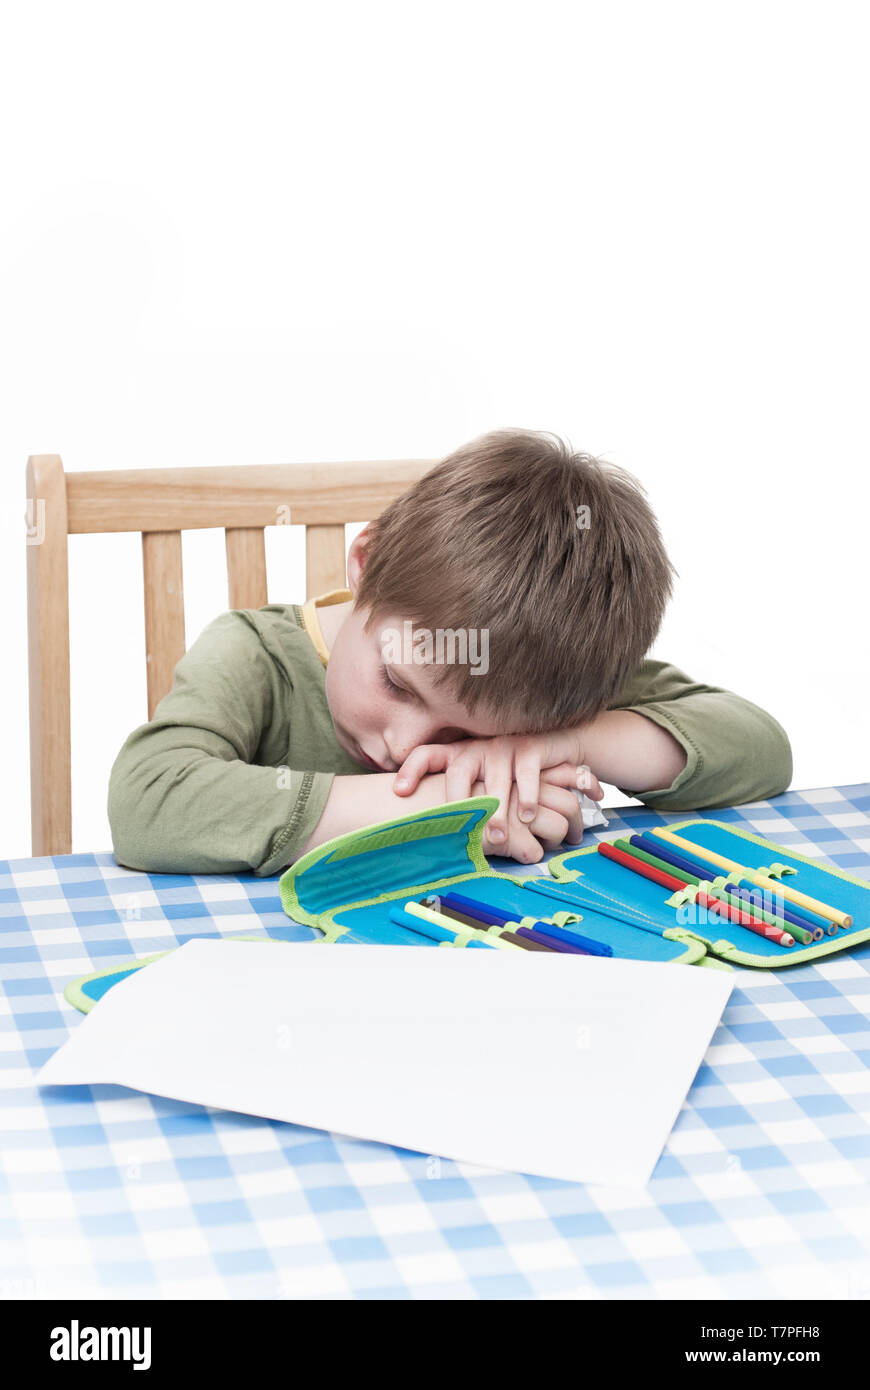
[[300, 588, 352, 668]]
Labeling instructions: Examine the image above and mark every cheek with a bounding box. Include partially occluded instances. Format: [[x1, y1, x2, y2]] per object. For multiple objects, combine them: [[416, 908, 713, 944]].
[[326, 657, 385, 731]]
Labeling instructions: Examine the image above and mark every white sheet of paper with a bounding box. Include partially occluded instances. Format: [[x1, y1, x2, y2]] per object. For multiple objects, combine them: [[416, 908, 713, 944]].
[[38, 939, 732, 1187]]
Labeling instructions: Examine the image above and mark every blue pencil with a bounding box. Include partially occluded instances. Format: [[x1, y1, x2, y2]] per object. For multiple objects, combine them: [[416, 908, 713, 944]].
[[435, 891, 519, 928], [629, 834, 714, 883], [524, 919, 613, 957], [434, 890, 612, 957], [515, 926, 588, 954]]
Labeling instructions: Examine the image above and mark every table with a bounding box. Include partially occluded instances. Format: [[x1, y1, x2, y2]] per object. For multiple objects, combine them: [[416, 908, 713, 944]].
[[2, 784, 870, 1300]]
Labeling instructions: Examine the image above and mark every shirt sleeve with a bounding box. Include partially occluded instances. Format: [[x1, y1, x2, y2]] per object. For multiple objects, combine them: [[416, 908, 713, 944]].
[[609, 658, 794, 810], [107, 611, 335, 876]]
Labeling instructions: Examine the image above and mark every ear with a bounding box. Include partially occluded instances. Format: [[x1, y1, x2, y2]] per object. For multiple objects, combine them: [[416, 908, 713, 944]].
[[346, 524, 372, 595]]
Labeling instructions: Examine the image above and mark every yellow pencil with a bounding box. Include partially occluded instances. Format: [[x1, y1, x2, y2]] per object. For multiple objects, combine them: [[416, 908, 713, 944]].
[[651, 828, 852, 930]]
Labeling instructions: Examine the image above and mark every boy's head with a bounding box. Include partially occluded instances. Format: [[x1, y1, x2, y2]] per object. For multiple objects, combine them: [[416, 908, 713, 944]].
[[324, 427, 676, 772]]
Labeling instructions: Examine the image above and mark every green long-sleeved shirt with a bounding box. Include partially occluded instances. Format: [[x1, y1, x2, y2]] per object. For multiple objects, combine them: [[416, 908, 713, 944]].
[[107, 597, 793, 876]]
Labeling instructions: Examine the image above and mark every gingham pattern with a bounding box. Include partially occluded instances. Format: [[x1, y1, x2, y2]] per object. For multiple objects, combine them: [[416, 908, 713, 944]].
[[2, 784, 870, 1300]]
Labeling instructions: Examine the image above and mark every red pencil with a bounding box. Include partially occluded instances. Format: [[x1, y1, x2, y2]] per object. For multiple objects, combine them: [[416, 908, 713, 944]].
[[598, 840, 686, 890], [695, 890, 794, 947]]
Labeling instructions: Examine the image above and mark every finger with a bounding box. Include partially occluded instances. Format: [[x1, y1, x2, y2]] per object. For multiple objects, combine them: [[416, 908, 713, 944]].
[[482, 805, 534, 860], [445, 748, 485, 804], [512, 747, 542, 824], [393, 744, 451, 794], [537, 783, 584, 844], [542, 762, 605, 801], [500, 787, 545, 864], [536, 783, 584, 843], [497, 822, 544, 864], [524, 804, 570, 852], [532, 782, 586, 844], [538, 760, 587, 789], [538, 782, 586, 818], [480, 747, 515, 847], [565, 816, 585, 845]]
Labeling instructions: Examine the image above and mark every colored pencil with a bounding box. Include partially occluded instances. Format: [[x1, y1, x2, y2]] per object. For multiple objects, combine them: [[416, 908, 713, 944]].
[[649, 828, 851, 929], [616, 839, 814, 946], [519, 919, 613, 957], [436, 891, 522, 928], [423, 901, 556, 952], [630, 828, 828, 939], [629, 834, 725, 885], [725, 885, 820, 943], [598, 840, 686, 891], [514, 926, 589, 954], [498, 929, 555, 953], [598, 841, 794, 947], [615, 837, 704, 883], [431, 890, 611, 956], [403, 900, 525, 951], [388, 905, 494, 947], [712, 887, 813, 945], [694, 890, 794, 947]]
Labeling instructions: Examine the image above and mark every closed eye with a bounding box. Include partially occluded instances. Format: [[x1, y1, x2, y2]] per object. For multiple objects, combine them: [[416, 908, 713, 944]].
[[380, 664, 413, 699]]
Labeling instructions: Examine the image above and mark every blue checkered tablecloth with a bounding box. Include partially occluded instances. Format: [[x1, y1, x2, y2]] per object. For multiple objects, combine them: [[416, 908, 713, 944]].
[[2, 784, 870, 1301]]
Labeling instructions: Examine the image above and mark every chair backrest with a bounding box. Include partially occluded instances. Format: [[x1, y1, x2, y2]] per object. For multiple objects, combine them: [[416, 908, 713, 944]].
[[25, 454, 433, 857]]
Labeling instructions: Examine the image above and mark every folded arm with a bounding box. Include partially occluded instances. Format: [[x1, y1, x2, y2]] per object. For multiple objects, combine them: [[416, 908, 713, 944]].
[[390, 658, 793, 831], [603, 658, 793, 809]]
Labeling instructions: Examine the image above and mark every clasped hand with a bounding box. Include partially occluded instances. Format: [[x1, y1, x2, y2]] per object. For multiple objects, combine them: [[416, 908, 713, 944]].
[[392, 731, 604, 863]]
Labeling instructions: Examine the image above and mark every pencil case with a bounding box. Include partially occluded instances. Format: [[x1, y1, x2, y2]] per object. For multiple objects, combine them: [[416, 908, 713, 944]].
[[64, 795, 870, 1013], [275, 796, 870, 969], [275, 796, 709, 966]]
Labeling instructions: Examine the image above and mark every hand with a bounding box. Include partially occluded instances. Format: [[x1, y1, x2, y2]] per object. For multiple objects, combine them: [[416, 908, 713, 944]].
[[393, 731, 604, 848], [471, 774, 591, 862]]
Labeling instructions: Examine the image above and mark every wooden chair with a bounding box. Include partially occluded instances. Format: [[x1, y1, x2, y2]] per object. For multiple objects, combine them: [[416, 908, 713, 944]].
[[26, 454, 433, 857]]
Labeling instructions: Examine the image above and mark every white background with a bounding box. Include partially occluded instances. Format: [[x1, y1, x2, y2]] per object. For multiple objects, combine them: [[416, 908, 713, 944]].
[[1, 0, 867, 860]]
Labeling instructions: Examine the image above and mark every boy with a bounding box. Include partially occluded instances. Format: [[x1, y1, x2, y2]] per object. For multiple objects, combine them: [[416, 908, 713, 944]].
[[107, 428, 792, 875]]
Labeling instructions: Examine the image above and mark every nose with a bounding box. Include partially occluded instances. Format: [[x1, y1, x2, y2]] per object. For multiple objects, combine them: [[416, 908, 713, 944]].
[[385, 711, 451, 766]]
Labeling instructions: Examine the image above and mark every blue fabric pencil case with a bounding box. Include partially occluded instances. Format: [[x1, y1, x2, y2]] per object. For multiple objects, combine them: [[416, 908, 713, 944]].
[[65, 796, 870, 1012]]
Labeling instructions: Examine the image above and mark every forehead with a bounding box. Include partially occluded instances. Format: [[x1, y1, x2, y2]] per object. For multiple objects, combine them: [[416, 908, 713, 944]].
[[368, 621, 524, 736]]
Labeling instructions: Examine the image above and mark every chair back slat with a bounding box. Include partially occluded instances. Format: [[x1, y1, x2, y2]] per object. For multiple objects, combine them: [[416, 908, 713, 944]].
[[142, 532, 186, 719], [65, 459, 432, 532], [306, 524, 347, 599], [225, 527, 269, 611]]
